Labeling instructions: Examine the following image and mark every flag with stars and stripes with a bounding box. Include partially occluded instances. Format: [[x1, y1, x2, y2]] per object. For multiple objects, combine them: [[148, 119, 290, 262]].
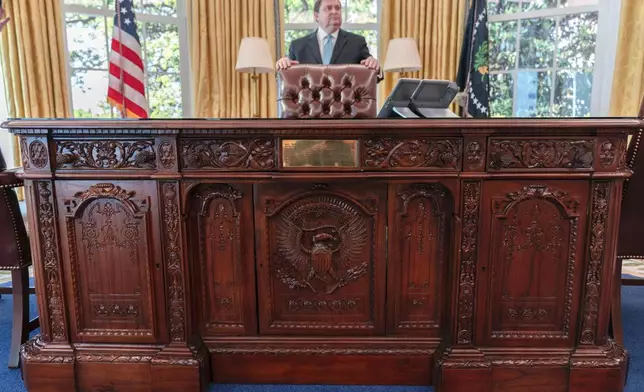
[[107, 0, 149, 118], [456, 0, 490, 118]]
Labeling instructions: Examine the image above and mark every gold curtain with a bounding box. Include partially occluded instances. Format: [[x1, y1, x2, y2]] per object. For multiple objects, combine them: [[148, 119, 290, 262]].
[[609, 0, 644, 117], [0, 0, 70, 201], [0, 0, 70, 120], [188, 0, 279, 118], [378, 0, 468, 105]]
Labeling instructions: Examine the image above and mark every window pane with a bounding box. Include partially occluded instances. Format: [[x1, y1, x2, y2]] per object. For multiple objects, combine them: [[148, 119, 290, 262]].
[[66, 13, 108, 69], [490, 73, 514, 117], [489, 21, 517, 71], [284, 29, 314, 52], [515, 71, 552, 117], [145, 22, 180, 73], [345, 0, 377, 23], [519, 17, 556, 68], [560, 0, 598, 7], [71, 70, 113, 118], [346, 29, 378, 59], [553, 71, 592, 117], [522, 0, 556, 12], [148, 73, 182, 118], [142, 0, 177, 16], [488, 0, 520, 15], [65, 0, 104, 8], [284, 0, 315, 23], [557, 12, 597, 69]]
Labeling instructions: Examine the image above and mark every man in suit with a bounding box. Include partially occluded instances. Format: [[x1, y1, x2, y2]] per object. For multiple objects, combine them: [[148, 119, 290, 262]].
[[275, 0, 381, 77]]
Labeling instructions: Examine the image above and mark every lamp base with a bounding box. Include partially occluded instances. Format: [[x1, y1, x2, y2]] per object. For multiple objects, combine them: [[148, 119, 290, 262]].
[[250, 73, 260, 118]]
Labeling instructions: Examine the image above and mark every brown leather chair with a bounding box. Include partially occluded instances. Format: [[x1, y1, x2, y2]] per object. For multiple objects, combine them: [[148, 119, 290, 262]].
[[0, 148, 39, 369], [278, 64, 378, 119]]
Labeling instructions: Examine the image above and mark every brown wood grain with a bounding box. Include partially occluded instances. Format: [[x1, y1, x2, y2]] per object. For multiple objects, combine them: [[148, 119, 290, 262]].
[[6, 118, 630, 392]]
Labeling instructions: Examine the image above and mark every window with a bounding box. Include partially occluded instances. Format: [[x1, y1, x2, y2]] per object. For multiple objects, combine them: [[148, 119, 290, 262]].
[[62, 0, 191, 118], [0, 62, 14, 168], [487, 0, 621, 117], [282, 0, 381, 59]]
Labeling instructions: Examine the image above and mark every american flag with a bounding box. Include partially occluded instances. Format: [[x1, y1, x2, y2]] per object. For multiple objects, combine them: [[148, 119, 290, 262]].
[[107, 0, 149, 118]]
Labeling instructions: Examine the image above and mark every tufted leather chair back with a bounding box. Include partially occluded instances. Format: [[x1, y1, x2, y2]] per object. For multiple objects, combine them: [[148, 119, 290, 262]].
[[278, 64, 378, 119]]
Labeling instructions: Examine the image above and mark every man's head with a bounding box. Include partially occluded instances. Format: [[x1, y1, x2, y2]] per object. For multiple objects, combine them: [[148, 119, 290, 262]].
[[314, 0, 342, 34]]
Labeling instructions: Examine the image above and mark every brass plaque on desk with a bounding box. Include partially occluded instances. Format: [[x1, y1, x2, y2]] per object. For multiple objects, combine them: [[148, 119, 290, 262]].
[[282, 140, 359, 168]]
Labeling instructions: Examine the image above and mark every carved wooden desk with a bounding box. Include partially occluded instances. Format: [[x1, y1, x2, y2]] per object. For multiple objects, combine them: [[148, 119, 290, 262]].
[[3, 118, 637, 392]]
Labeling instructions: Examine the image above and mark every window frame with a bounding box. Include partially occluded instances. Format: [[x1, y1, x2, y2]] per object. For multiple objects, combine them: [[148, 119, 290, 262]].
[[487, 0, 622, 117], [61, 0, 192, 118]]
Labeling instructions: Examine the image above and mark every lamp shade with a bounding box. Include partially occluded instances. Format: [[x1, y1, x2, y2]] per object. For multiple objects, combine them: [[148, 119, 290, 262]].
[[382, 38, 422, 73], [236, 37, 274, 73]]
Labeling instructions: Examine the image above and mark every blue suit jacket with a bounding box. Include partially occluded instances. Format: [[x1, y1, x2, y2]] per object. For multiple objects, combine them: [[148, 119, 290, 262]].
[[287, 29, 383, 82]]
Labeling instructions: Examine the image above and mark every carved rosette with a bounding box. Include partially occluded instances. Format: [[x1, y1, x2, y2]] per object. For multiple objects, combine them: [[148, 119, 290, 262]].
[[162, 182, 186, 341], [56, 140, 156, 169], [36, 182, 68, 342], [181, 138, 275, 169], [580, 183, 610, 345], [157, 141, 177, 169], [363, 138, 461, 169], [456, 182, 481, 344], [599, 140, 617, 168], [489, 139, 594, 169], [466, 141, 484, 169], [29, 140, 49, 168]]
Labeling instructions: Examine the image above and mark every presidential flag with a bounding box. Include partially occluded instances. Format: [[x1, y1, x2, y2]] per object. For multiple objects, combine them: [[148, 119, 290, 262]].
[[456, 0, 490, 118], [107, 0, 149, 118]]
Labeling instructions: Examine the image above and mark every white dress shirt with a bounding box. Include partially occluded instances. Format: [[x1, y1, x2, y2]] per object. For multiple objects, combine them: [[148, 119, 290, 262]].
[[317, 28, 339, 61]]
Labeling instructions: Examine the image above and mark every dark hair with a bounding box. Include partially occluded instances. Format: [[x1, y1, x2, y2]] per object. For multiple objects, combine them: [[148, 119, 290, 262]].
[[314, 0, 341, 13]]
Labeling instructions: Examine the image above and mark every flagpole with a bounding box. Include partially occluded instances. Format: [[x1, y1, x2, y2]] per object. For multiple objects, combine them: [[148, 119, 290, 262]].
[[115, 0, 127, 118]]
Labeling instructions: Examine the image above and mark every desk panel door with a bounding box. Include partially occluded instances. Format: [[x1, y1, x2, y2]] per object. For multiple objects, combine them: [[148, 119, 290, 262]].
[[476, 180, 588, 347], [255, 182, 387, 335], [57, 181, 165, 344]]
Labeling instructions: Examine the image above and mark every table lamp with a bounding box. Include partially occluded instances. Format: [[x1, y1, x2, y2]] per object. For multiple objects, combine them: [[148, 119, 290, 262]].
[[382, 38, 422, 77], [235, 37, 274, 118]]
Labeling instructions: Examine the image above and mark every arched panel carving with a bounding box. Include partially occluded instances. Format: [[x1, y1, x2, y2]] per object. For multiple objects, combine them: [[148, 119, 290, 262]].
[[388, 183, 454, 335], [479, 183, 588, 344], [61, 183, 155, 341]]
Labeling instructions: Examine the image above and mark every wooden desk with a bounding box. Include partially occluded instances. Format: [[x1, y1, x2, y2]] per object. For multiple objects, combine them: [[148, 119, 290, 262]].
[[3, 118, 637, 392]]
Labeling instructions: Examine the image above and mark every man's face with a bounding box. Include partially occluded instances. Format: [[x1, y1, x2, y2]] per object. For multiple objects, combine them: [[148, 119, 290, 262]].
[[315, 0, 342, 33]]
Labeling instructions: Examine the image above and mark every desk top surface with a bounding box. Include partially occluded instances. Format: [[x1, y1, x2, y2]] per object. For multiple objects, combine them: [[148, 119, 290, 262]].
[[2, 117, 643, 135]]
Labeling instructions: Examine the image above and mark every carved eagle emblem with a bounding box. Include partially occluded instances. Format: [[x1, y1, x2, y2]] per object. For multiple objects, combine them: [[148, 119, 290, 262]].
[[275, 196, 369, 294]]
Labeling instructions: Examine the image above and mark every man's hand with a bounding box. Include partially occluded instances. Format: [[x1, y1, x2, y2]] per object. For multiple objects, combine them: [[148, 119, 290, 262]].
[[276, 57, 299, 70], [0, 8, 10, 32], [361, 56, 379, 71]]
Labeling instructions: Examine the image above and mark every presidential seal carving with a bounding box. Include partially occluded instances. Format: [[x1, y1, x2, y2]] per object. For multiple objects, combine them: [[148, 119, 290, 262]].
[[275, 195, 369, 295]]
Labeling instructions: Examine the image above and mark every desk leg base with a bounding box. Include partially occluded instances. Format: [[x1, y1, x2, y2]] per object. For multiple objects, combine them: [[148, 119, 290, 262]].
[[151, 343, 211, 392], [20, 337, 75, 392], [569, 342, 628, 392], [435, 348, 491, 392]]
